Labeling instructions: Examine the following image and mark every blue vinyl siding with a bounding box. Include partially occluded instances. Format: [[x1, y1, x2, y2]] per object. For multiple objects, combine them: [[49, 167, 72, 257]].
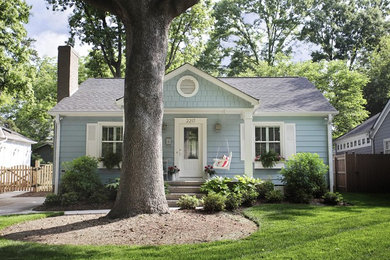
[[252, 116, 329, 184], [374, 112, 390, 153], [59, 116, 122, 182], [163, 70, 252, 108]]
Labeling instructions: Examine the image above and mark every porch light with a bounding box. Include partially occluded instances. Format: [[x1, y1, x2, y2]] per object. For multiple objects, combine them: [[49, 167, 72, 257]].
[[215, 123, 222, 132]]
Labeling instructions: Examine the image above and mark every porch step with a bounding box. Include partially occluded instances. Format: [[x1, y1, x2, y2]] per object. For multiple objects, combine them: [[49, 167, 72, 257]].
[[165, 181, 205, 207]]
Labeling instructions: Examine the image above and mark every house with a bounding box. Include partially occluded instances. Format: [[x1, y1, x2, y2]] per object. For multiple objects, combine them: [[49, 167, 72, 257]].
[[0, 127, 36, 167], [335, 99, 390, 154], [33, 142, 54, 164], [49, 46, 338, 193]]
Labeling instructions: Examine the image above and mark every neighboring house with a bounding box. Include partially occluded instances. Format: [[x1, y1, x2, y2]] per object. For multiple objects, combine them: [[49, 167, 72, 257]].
[[0, 127, 36, 167], [49, 46, 338, 193], [335, 99, 390, 155], [33, 142, 54, 164]]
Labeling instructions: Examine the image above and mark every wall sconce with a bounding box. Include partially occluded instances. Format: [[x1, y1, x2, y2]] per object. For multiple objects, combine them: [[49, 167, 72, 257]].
[[162, 122, 167, 131], [215, 123, 222, 132]]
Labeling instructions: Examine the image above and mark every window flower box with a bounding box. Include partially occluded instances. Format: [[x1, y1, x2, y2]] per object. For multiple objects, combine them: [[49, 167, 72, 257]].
[[254, 161, 285, 169]]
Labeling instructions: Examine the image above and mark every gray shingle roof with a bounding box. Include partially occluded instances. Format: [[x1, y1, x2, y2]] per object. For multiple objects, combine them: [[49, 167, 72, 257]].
[[335, 113, 380, 141], [50, 76, 336, 114], [0, 127, 36, 144], [218, 77, 337, 113]]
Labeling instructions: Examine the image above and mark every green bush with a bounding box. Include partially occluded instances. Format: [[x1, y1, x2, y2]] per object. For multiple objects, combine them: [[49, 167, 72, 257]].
[[281, 153, 328, 203], [177, 195, 200, 209], [257, 180, 274, 199], [61, 192, 79, 206], [225, 192, 243, 210], [164, 182, 170, 195], [323, 192, 343, 205], [105, 178, 120, 201], [44, 194, 62, 206], [61, 156, 105, 201], [241, 189, 259, 206], [203, 193, 226, 212], [200, 176, 232, 195], [99, 151, 121, 169], [265, 190, 284, 203]]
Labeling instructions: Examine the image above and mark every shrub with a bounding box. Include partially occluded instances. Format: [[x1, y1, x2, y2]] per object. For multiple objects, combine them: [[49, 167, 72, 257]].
[[203, 193, 226, 212], [177, 195, 200, 209], [105, 178, 120, 201], [265, 190, 284, 203], [61, 156, 105, 201], [323, 192, 343, 205], [200, 176, 232, 195], [257, 180, 274, 199], [225, 192, 243, 210], [88, 191, 108, 204], [241, 189, 259, 206], [44, 194, 62, 206], [61, 192, 79, 206], [281, 153, 328, 203], [164, 182, 170, 195], [99, 151, 122, 169]]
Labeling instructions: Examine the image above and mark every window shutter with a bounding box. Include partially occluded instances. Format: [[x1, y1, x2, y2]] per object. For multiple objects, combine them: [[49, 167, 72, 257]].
[[284, 123, 296, 159], [240, 123, 245, 160], [86, 123, 99, 158]]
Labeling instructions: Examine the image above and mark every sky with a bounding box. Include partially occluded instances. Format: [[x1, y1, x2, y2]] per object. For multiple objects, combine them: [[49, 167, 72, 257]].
[[25, 0, 312, 61], [25, 0, 91, 58]]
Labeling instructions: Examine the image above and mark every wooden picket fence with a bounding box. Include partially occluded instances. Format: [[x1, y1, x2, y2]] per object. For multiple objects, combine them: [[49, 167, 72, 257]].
[[0, 161, 53, 193]]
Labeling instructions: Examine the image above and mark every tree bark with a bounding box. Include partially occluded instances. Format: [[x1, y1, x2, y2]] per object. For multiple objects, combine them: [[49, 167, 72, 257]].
[[81, 0, 199, 218]]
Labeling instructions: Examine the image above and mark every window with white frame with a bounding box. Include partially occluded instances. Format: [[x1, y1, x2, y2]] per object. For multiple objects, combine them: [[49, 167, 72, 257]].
[[255, 126, 281, 156], [101, 126, 123, 159], [384, 139, 390, 154]]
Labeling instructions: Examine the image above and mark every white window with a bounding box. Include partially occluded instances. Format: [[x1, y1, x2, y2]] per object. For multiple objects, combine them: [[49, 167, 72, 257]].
[[384, 139, 390, 154], [101, 126, 123, 159], [255, 126, 281, 156]]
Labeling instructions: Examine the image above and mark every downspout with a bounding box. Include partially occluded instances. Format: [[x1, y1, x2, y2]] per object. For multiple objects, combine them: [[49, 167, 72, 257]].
[[54, 114, 61, 194], [327, 114, 334, 192]]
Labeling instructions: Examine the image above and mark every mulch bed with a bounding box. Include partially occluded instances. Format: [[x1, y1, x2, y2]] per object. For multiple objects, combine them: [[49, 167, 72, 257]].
[[14, 191, 52, 197]]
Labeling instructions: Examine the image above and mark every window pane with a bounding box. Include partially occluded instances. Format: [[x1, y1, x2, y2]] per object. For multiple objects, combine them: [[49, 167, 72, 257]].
[[275, 127, 280, 141], [269, 143, 281, 155], [115, 127, 123, 141], [108, 127, 114, 141], [255, 128, 260, 141], [102, 127, 108, 141], [255, 143, 267, 156], [184, 127, 198, 159], [269, 127, 274, 141], [102, 143, 113, 158], [261, 127, 266, 141], [116, 143, 123, 157]]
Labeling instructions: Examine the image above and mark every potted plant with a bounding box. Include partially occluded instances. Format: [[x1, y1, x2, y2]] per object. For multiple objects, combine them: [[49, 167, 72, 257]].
[[254, 151, 284, 169], [99, 151, 122, 169], [204, 165, 216, 179], [167, 165, 180, 181]]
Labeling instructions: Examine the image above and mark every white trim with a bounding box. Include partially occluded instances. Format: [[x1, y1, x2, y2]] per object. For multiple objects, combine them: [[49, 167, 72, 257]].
[[164, 108, 253, 115], [334, 133, 371, 152], [327, 114, 334, 192], [371, 99, 390, 138], [383, 138, 390, 154], [54, 115, 61, 194], [241, 112, 254, 176], [254, 111, 338, 117], [240, 123, 245, 161], [176, 75, 199, 97], [174, 118, 207, 179], [164, 64, 259, 106]]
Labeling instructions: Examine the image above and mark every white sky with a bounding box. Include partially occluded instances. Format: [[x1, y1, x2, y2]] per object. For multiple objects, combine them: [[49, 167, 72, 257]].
[[25, 0, 312, 61]]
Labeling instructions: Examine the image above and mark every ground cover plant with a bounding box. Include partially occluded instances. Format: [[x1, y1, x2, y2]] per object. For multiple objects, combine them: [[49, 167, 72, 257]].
[[1, 193, 389, 259]]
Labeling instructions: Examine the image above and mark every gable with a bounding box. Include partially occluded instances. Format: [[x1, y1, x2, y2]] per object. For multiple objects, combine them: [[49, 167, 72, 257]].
[[163, 70, 254, 109]]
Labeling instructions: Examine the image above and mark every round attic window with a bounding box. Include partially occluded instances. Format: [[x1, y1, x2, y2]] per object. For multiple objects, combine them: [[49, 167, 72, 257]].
[[177, 75, 199, 97]]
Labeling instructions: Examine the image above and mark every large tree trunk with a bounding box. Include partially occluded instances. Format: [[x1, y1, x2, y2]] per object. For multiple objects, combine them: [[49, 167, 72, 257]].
[[82, 0, 199, 218], [107, 16, 171, 218]]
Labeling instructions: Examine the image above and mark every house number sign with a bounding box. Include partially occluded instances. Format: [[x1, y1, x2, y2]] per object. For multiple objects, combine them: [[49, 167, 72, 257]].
[[186, 118, 196, 124]]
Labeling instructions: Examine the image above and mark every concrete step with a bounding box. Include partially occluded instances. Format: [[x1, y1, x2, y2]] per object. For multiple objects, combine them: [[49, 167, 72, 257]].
[[168, 186, 202, 193], [166, 181, 204, 187], [166, 192, 204, 200]]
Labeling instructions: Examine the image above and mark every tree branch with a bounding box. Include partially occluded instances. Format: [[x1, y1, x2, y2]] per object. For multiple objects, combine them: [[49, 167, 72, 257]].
[[81, 0, 121, 16], [157, 0, 199, 19]]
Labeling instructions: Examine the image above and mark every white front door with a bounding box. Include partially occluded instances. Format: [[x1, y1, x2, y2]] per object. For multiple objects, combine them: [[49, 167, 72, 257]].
[[174, 118, 207, 180]]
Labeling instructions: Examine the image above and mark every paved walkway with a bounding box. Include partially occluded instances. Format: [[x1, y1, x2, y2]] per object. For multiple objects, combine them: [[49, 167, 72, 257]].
[[0, 191, 46, 216]]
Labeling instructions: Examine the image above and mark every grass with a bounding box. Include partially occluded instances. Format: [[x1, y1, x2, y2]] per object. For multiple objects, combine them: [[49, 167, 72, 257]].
[[0, 193, 389, 259]]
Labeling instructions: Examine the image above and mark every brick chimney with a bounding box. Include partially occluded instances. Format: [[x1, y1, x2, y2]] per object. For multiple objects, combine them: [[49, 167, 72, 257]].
[[57, 46, 79, 103]]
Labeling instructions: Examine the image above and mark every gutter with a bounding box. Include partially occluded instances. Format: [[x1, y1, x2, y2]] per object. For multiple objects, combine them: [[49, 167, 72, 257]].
[[54, 115, 61, 194], [327, 114, 334, 192]]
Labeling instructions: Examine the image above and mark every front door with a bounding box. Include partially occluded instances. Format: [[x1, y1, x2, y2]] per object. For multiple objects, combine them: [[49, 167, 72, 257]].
[[174, 118, 207, 180]]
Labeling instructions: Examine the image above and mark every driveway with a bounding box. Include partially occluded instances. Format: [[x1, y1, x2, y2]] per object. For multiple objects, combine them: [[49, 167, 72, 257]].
[[0, 191, 45, 216]]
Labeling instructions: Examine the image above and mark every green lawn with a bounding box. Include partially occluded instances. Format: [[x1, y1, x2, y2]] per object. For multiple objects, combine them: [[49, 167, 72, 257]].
[[1, 193, 389, 259]]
